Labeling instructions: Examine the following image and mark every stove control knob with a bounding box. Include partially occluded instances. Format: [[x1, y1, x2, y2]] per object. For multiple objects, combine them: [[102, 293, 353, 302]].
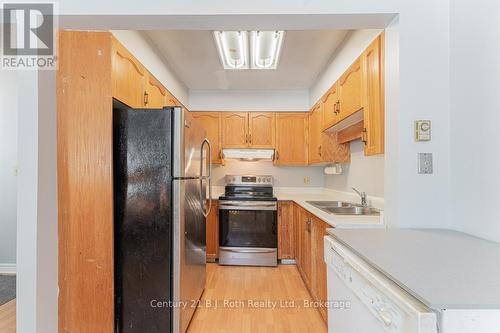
[[257, 177, 261, 182]]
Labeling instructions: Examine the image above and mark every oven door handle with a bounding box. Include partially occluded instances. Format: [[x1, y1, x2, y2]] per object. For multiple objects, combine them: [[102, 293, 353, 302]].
[[222, 248, 277, 254], [219, 202, 277, 211]]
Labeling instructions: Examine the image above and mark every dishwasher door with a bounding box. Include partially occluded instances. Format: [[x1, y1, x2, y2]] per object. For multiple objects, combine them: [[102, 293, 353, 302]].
[[324, 236, 438, 333]]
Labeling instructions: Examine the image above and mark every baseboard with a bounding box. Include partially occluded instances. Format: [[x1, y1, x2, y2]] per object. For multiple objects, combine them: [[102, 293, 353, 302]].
[[0, 264, 16, 274]]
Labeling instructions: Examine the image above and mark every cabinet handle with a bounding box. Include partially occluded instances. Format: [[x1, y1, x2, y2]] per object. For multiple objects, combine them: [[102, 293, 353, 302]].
[[336, 101, 340, 114], [275, 151, 279, 160], [144, 91, 149, 106], [219, 150, 222, 159], [318, 145, 322, 156], [249, 133, 252, 144]]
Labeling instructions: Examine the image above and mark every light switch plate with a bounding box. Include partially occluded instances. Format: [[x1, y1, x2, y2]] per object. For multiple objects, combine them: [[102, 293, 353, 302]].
[[415, 120, 431, 141], [418, 153, 433, 174]]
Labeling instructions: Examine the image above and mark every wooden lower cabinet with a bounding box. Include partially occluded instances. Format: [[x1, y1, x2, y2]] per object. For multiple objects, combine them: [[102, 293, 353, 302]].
[[311, 215, 329, 322], [293, 203, 329, 323], [278, 201, 294, 259], [206, 200, 219, 261]]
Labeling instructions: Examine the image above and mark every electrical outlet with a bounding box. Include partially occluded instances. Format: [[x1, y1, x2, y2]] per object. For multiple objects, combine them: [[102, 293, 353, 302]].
[[303, 176, 310, 185], [418, 153, 433, 174]]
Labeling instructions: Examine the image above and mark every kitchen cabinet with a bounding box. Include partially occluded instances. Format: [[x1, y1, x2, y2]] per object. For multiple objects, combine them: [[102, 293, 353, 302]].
[[362, 33, 385, 155], [275, 113, 308, 166], [338, 57, 363, 119], [296, 205, 312, 287], [144, 73, 168, 108], [293, 204, 329, 324], [221, 112, 249, 148], [308, 103, 323, 164], [165, 91, 181, 107], [309, 103, 350, 165], [322, 83, 340, 130], [278, 201, 294, 259], [248, 112, 275, 148], [221, 112, 275, 149], [205, 200, 219, 261], [111, 37, 147, 108], [191, 112, 223, 164], [311, 215, 329, 322]]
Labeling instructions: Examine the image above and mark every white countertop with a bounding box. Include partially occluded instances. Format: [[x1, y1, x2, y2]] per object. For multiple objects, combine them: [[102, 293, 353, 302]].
[[327, 228, 500, 309], [211, 186, 385, 229]]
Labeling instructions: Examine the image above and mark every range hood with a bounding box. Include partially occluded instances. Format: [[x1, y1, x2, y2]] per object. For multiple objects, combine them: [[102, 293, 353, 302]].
[[222, 149, 275, 161]]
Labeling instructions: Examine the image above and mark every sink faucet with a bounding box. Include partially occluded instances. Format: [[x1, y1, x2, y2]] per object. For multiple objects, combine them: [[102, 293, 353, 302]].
[[351, 187, 368, 207]]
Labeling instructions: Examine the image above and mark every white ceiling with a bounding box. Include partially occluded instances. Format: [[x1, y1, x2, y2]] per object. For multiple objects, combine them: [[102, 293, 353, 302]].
[[143, 30, 349, 90]]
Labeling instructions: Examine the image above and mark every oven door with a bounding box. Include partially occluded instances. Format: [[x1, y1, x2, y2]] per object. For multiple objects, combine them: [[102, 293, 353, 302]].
[[219, 200, 277, 266]]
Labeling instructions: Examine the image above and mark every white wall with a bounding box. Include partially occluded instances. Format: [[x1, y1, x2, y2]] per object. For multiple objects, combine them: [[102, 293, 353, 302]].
[[450, 0, 500, 242], [325, 141, 384, 197], [212, 160, 325, 188], [0, 69, 18, 271], [111, 30, 189, 106], [189, 89, 309, 112]]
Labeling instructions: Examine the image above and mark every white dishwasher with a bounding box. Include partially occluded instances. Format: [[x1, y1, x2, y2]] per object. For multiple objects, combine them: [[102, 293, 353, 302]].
[[324, 236, 438, 333]]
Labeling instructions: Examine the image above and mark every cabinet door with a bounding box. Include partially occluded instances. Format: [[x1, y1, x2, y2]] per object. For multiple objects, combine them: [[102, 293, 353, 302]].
[[362, 33, 385, 155], [221, 112, 249, 148], [111, 37, 147, 108], [311, 216, 329, 322], [293, 203, 301, 264], [300, 208, 312, 287], [278, 201, 294, 259], [144, 73, 167, 109], [248, 112, 275, 148], [191, 112, 223, 164], [339, 57, 363, 120], [322, 84, 339, 130], [275, 113, 308, 166], [205, 200, 219, 261], [308, 103, 323, 165], [165, 91, 180, 107]]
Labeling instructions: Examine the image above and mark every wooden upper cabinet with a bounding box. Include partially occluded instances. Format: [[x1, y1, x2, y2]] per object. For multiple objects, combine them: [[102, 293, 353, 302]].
[[165, 91, 180, 107], [322, 83, 339, 130], [275, 113, 308, 166], [191, 112, 223, 164], [278, 201, 294, 260], [144, 73, 167, 109], [221, 112, 249, 148], [338, 57, 363, 119], [308, 103, 323, 165], [111, 37, 147, 108], [248, 112, 275, 148], [362, 33, 385, 155]]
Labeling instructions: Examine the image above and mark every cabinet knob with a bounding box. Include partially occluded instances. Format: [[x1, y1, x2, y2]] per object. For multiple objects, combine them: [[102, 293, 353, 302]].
[[144, 91, 149, 106]]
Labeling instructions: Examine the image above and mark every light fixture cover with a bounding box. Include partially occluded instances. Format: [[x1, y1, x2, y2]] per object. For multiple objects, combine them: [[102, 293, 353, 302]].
[[250, 31, 285, 70], [213, 31, 249, 69]]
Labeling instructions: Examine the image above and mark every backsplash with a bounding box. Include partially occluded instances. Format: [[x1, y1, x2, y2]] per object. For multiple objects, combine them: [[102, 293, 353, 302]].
[[211, 160, 325, 187]]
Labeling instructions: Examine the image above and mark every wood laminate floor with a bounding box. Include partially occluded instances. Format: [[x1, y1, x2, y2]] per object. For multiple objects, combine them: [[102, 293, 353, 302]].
[[0, 300, 16, 333], [0, 265, 326, 333], [187, 264, 327, 333]]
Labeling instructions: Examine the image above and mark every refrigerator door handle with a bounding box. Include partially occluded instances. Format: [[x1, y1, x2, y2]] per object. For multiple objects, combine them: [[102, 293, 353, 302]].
[[200, 138, 212, 218]]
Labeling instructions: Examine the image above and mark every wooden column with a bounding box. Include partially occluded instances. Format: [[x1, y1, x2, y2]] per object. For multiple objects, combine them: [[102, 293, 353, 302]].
[[57, 31, 114, 332]]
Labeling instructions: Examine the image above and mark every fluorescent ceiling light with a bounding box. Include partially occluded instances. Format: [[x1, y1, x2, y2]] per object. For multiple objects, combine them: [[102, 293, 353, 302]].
[[250, 31, 285, 70], [213, 31, 249, 69]]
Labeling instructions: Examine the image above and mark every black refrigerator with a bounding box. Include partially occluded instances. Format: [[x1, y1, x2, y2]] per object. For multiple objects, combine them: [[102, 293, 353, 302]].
[[113, 102, 213, 333]]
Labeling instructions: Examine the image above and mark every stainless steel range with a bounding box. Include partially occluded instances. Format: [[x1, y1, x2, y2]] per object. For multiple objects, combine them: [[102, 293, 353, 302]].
[[218, 175, 278, 267]]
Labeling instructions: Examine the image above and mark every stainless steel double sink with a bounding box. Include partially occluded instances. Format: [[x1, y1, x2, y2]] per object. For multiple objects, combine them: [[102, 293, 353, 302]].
[[305, 201, 380, 216]]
